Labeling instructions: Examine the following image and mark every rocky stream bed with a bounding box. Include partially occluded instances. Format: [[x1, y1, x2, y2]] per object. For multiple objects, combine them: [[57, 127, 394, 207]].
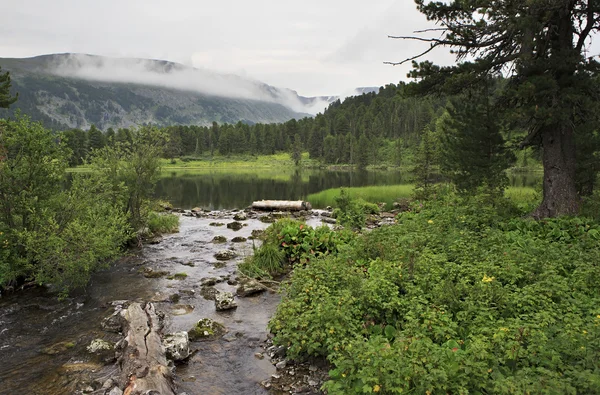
[[0, 207, 397, 395]]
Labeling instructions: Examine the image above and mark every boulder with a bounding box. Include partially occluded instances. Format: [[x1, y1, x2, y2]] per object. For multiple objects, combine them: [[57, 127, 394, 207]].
[[237, 279, 267, 297], [163, 332, 190, 361], [231, 236, 247, 243], [215, 291, 237, 311], [214, 249, 237, 261], [188, 318, 226, 341], [226, 221, 243, 231]]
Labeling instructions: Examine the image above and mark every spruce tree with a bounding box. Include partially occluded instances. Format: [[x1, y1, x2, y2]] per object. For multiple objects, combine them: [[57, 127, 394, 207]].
[[0, 67, 18, 108]]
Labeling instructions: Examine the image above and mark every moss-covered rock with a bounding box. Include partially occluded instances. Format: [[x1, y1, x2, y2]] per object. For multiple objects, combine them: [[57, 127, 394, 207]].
[[188, 318, 226, 341]]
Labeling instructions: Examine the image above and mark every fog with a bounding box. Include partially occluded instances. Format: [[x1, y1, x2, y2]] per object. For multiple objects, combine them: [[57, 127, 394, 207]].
[[47, 53, 334, 115]]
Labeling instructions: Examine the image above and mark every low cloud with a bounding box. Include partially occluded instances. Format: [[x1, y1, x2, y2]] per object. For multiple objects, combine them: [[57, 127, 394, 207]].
[[47, 53, 330, 115]]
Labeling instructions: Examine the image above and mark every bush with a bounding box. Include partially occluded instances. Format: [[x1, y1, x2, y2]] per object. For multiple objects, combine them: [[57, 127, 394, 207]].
[[270, 193, 600, 394], [147, 212, 179, 235]]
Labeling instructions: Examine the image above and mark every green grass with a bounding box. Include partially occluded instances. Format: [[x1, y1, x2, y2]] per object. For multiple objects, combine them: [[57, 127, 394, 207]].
[[504, 186, 540, 204], [147, 212, 179, 234], [160, 152, 318, 169], [308, 184, 542, 210], [307, 185, 415, 209]]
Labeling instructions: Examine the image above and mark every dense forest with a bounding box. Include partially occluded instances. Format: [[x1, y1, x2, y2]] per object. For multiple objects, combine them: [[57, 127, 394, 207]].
[[59, 82, 442, 168]]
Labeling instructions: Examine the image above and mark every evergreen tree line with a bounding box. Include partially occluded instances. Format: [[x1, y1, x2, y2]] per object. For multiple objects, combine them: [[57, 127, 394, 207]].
[[61, 83, 444, 168]]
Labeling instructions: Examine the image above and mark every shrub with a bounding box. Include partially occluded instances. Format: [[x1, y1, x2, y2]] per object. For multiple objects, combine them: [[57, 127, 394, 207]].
[[270, 193, 600, 394], [147, 212, 179, 234]]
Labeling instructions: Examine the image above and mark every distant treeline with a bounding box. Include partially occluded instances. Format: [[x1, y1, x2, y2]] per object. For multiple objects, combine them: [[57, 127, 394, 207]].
[[61, 82, 446, 168]]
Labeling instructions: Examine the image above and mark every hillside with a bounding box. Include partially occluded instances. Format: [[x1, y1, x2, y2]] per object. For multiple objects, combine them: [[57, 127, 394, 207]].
[[0, 53, 321, 130]]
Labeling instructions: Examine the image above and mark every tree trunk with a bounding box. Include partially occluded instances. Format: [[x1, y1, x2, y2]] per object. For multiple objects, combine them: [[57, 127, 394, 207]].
[[118, 303, 176, 395], [532, 124, 580, 218]]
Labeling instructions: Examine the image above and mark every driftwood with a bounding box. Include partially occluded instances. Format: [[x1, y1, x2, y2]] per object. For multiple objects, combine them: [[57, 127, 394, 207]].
[[118, 302, 175, 395], [251, 200, 312, 211]]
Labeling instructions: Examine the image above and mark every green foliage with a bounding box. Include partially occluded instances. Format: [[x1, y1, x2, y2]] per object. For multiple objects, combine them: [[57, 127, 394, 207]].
[[0, 115, 130, 293], [438, 85, 515, 195], [412, 125, 441, 199], [88, 126, 167, 233], [239, 242, 286, 279], [147, 212, 179, 235], [0, 66, 18, 108], [308, 185, 414, 210], [277, 221, 344, 264], [271, 192, 600, 394], [331, 189, 380, 230]]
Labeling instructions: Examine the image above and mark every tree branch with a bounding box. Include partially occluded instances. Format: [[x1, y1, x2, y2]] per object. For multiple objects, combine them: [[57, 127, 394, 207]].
[[384, 43, 440, 66]]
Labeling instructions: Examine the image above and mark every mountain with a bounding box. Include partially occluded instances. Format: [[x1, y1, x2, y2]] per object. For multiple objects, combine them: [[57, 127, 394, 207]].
[[0, 53, 328, 130]]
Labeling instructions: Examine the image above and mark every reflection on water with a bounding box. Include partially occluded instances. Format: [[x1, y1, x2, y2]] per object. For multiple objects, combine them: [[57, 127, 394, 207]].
[[155, 169, 541, 210], [154, 170, 408, 209]]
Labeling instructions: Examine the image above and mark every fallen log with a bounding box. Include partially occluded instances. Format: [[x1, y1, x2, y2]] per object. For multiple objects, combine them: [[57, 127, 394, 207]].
[[251, 200, 312, 211], [118, 302, 176, 395]]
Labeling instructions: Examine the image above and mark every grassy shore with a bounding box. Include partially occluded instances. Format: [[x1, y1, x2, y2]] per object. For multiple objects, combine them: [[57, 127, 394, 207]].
[[307, 184, 540, 209]]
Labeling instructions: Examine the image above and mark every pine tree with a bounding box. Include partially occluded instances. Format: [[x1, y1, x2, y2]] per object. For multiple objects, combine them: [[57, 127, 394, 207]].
[[438, 86, 514, 195], [0, 67, 18, 108]]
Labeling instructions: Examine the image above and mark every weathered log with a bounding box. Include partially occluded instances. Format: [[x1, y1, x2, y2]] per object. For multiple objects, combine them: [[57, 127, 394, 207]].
[[251, 200, 312, 211], [118, 302, 175, 395]]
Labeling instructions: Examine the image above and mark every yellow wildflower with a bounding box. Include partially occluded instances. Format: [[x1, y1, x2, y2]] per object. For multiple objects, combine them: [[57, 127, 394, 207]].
[[482, 275, 495, 283], [427, 220, 434, 224], [373, 384, 381, 392], [583, 330, 588, 335]]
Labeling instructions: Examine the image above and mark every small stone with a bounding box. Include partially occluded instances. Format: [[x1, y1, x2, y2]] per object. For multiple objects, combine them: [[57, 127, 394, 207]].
[[212, 235, 227, 243], [249, 229, 265, 239], [209, 222, 225, 227], [87, 339, 113, 354], [200, 277, 217, 286], [214, 249, 237, 261], [254, 352, 264, 360], [308, 364, 318, 372], [227, 221, 243, 231], [215, 291, 237, 311], [259, 216, 275, 223], [101, 378, 114, 390], [273, 345, 287, 358], [308, 379, 319, 386], [231, 236, 247, 243], [261, 380, 272, 389], [233, 212, 248, 221], [191, 207, 202, 213], [275, 360, 287, 370], [108, 387, 123, 395], [271, 374, 281, 380], [236, 279, 267, 297], [163, 332, 190, 361]]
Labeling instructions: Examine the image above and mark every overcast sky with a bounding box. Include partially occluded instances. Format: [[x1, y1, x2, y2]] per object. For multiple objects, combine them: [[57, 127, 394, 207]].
[[0, 0, 455, 96]]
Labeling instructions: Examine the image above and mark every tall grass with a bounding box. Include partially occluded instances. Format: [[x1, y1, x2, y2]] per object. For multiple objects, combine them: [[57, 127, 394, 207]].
[[147, 212, 179, 234], [307, 185, 415, 209], [504, 186, 540, 204]]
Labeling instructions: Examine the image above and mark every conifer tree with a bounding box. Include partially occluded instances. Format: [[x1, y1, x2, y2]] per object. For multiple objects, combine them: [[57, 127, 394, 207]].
[[0, 67, 18, 108]]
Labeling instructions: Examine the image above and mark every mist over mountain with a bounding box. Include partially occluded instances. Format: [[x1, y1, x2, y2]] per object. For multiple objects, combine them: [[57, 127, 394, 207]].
[[0, 53, 376, 130]]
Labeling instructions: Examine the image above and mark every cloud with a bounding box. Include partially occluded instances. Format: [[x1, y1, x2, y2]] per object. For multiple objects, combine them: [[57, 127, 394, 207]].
[[46, 53, 329, 114]]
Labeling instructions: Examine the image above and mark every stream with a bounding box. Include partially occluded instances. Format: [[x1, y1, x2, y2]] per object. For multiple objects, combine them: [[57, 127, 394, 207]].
[[0, 211, 324, 395]]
